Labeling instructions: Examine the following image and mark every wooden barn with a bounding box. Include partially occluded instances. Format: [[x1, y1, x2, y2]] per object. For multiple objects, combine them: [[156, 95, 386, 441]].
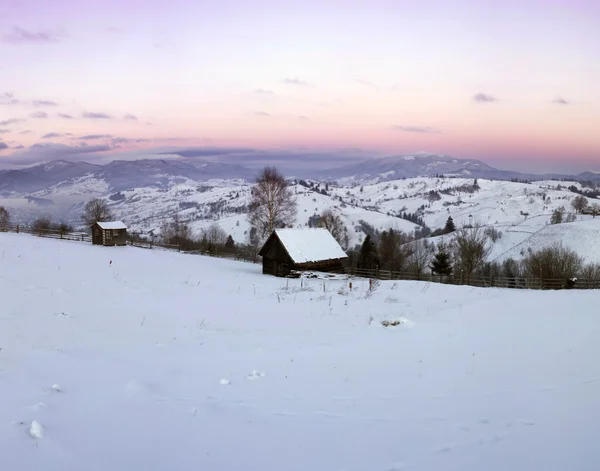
[[258, 228, 348, 277], [91, 221, 128, 246]]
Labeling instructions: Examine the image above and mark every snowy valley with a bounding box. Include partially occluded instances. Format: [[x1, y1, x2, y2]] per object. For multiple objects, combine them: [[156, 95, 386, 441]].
[[2, 157, 600, 265]]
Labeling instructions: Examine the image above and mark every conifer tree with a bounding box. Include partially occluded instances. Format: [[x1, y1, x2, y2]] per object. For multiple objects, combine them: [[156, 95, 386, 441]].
[[431, 243, 453, 276], [443, 216, 456, 234], [358, 234, 379, 270]]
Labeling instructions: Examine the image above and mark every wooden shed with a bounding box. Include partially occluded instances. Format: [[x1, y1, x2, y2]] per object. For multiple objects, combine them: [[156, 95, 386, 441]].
[[91, 221, 127, 246], [258, 228, 348, 277]]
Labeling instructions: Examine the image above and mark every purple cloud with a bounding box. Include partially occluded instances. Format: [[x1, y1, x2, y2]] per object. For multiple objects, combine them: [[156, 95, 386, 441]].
[[0, 142, 8, 150], [281, 78, 310, 86], [0, 129, 10, 134], [32, 100, 58, 107], [0, 92, 19, 105], [355, 79, 379, 89], [2, 143, 110, 165], [124, 113, 138, 120], [18, 130, 32, 134], [42, 132, 64, 139], [2, 27, 61, 45], [473, 93, 498, 103], [111, 137, 150, 145], [82, 111, 112, 119], [77, 134, 113, 140], [553, 97, 570, 105], [0, 118, 24, 126], [255, 88, 275, 95], [30, 111, 48, 119], [392, 125, 440, 134], [57, 113, 74, 119], [255, 111, 271, 117]]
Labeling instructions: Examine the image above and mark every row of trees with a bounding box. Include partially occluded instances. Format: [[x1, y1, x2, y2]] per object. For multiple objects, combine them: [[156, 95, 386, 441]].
[[350, 224, 492, 282], [0, 206, 75, 234], [351, 222, 600, 284]]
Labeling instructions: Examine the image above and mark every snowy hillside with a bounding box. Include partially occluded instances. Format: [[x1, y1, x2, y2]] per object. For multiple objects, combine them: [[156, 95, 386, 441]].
[[2, 168, 599, 257], [1, 233, 600, 470]]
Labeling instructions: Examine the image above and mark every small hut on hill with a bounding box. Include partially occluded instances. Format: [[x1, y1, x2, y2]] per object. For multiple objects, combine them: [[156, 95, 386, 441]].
[[91, 221, 127, 246], [258, 228, 347, 277]]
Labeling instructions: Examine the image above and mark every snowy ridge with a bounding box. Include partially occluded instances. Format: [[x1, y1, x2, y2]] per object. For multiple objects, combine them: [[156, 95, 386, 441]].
[[2, 171, 600, 262]]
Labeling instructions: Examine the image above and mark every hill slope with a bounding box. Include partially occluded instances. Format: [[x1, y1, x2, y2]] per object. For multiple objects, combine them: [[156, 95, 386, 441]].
[[1, 233, 600, 470]]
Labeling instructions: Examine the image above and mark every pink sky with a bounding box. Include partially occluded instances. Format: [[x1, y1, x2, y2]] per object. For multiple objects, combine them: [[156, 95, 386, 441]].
[[0, 0, 598, 171]]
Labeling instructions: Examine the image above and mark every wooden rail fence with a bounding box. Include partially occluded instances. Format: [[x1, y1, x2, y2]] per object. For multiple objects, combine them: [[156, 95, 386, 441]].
[[2, 223, 598, 290]]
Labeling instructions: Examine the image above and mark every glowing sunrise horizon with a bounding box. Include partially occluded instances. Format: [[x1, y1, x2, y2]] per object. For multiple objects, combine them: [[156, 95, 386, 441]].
[[0, 0, 598, 172]]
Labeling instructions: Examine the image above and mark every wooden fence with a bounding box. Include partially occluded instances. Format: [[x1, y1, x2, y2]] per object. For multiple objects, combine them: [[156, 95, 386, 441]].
[[1, 224, 91, 242], [3, 223, 598, 290], [345, 267, 600, 290]]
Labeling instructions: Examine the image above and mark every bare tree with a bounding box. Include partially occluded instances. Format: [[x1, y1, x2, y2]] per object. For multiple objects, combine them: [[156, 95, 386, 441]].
[[32, 216, 52, 234], [318, 209, 349, 249], [581, 263, 600, 282], [452, 225, 491, 282], [201, 222, 228, 252], [590, 203, 600, 218], [571, 195, 589, 213], [406, 238, 433, 278], [160, 213, 192, 247], [522, 242, 583, 283], [248, 166, 297, 238], [82, 198, 113, 226], [0, 206, 9, 231]]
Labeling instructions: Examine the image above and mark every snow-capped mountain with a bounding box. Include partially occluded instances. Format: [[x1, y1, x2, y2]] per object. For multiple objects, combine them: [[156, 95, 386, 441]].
[[2, 153, 600, 260], [0, 158, 257, 194], [319, 152, 574, 183]]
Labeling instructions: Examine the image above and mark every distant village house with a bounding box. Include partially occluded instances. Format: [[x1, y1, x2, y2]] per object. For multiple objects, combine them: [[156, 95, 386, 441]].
[[91, 221, 127, 246], [259, 228, 348, 277]]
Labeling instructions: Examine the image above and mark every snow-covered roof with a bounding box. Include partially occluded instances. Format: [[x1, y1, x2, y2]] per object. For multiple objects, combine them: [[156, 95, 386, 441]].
[[96, 221, 127, 230], [271, 228, 347, 264]]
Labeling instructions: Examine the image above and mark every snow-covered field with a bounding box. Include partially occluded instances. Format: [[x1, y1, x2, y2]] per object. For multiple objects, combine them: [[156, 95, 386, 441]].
[[1, 233, 600, 470]]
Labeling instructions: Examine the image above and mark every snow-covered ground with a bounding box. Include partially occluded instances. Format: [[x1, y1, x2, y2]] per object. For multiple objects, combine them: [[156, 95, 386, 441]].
[[1, 232, 600, 470]]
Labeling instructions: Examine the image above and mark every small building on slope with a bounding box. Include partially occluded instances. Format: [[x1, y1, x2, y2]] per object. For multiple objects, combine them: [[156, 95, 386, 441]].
[[91, 221, 128, 246], [258, 228, 348, 277]]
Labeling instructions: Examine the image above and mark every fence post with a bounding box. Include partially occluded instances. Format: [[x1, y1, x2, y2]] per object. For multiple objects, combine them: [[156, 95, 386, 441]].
[[16, 224, 19, 233]]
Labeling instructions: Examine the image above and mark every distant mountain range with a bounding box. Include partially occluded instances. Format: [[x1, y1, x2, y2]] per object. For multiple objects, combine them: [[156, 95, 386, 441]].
[[0, 153, 597, 195]]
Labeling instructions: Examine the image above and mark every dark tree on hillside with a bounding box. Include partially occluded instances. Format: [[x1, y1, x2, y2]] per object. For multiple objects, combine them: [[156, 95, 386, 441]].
[[0, 206, 10, 230], [571, 195, 589, 213], [431, 243, 453, 276], [378, 229, 411, 272], [358, 235, 379, 270], [225, 234, 235, 250], [443, 216, 456, 234]]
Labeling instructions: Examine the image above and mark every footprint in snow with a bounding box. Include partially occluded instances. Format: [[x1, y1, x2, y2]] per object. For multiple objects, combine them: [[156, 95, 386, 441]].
[[246, 370, 265, 380], [29, 421, 44, 439]]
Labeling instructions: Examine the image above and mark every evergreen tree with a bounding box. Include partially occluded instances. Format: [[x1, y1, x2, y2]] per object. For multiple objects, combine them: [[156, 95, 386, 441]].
[[225, 235, 235, 250], [443, 216, 456, 234], [358, 234, 379, 270], [431, 243, 453, 276]]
